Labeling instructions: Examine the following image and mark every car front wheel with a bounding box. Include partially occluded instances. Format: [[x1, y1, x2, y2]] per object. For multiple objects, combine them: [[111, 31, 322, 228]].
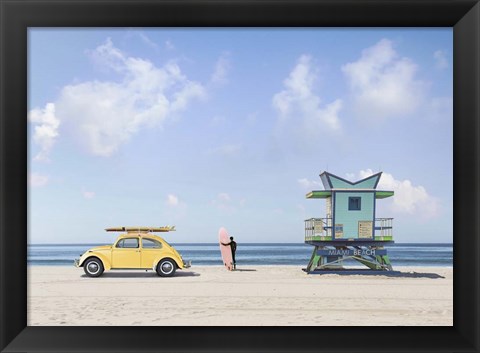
[[156, 258, 176, 277], [84, 258, 104, 277]]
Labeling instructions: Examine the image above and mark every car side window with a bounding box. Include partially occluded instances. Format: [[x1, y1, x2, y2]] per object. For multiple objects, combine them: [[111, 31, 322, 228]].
[[116, 238, 139, 248], [142, 238, 162, 249]]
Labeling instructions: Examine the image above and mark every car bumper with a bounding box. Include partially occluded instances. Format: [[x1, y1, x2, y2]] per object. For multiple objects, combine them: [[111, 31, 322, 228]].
[[74, 258, 80, 268], [183, 260, 191, 268]]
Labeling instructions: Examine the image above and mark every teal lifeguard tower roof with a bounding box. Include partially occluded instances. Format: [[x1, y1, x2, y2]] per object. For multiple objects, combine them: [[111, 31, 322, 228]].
[[306, 171, 394, 200]]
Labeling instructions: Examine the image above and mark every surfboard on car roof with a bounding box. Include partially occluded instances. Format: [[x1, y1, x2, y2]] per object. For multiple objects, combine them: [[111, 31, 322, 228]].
[[105, 226, 176, 233]]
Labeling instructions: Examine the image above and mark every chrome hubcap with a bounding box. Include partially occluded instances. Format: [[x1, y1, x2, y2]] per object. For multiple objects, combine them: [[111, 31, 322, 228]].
[[87, 262, 99, 274], [161, 262, 173, 274]]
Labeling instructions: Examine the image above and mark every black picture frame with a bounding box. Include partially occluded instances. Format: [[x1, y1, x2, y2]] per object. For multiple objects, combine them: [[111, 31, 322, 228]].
[[1, 0, 479, 352]]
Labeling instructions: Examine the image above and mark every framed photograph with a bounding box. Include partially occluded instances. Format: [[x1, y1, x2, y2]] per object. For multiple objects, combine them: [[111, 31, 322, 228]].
[[1, 0, 479, 352]]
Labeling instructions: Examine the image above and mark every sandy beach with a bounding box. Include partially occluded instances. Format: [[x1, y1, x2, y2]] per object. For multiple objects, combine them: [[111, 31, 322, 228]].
[[27, 265, 452, 326]]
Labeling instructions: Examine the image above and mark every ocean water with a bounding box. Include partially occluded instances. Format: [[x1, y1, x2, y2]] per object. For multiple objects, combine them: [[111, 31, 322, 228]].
[[28, 243, 452, 267]]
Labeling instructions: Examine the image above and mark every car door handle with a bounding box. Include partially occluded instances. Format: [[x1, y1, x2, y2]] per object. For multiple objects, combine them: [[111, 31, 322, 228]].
[[135, 250, 141, 252]]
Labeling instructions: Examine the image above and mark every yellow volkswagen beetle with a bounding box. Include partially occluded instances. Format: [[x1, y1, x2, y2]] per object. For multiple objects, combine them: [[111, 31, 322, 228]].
[[74, 226, 191, 277]]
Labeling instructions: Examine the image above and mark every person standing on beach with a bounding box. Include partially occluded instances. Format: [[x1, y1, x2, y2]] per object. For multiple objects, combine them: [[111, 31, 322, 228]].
[[221, 236, 237, 270]]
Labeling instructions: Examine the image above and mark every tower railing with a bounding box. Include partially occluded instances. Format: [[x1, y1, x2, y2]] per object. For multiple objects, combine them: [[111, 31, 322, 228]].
[[305, 218, 332, 241], [305, 217, 393, 242], [374, 218, 393, 239]]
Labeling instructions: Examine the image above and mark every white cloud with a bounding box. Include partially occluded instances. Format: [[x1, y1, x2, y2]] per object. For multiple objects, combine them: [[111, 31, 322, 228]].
[[166, 194, 179, 207], [137, 32, 160, 52], [211, 193, 232, 211], [342, 39, 425, 121], [358, 169, 439, 218], [53, 38, 206, 157], [273, 55, 342, 131], [165, 193, 187, 220], [210, 115, 226, 126], [297, 178, 322, 189], [82, 191, 96, 199], [211, 192, 244, 212], [207, 144, 242, 156], [211, 52, 231, 84], [28, 103, 60, 162], [28, 173, 49, 187], [434, 50, 449, 70], [165, 40, 175, 51]]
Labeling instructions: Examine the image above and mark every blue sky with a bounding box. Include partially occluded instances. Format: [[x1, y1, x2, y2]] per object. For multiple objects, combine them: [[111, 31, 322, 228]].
[[28, 28, 452, 244]]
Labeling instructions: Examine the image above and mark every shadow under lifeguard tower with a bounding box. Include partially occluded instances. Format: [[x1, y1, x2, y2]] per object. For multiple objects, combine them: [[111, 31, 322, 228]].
[[303, 171, 395, 274]]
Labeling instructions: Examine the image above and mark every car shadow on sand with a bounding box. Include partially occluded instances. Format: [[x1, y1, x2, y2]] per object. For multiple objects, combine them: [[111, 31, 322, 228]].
[[81, 271, 200, 278]]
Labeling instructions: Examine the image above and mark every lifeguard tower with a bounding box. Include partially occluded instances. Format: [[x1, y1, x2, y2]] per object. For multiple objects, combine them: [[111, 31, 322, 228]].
[[304, 171, 394, 273]]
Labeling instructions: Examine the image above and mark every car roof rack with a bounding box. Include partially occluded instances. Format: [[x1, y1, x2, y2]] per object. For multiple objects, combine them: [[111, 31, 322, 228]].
[[105, 226, 176, 233]]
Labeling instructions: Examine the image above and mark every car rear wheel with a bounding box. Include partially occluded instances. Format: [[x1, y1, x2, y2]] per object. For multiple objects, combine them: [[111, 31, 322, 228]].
[[156, 258, 176, 277], [84, 258, 104, 277]]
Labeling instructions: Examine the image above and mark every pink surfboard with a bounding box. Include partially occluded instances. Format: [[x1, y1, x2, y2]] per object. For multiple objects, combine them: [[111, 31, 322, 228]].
[[219, 227, 233, 271]]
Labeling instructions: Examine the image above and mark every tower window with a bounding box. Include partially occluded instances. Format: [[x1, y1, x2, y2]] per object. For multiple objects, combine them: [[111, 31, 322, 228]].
[[349, 197, 361, 211]]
